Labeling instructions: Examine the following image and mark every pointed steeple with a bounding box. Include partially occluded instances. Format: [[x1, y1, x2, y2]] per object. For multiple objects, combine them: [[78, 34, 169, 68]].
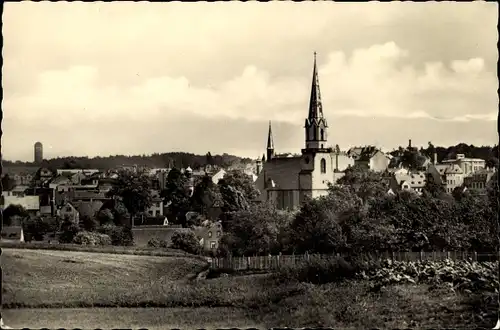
[[266, 121, 275, 162], [303, 52, 330, 152], [267, 121, 274, 150], [308, 51, 324, 120]]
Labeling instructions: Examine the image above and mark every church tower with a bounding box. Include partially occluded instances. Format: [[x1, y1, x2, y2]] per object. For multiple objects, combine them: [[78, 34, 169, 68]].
[[266, 121, 275, 162], [303, 52, 331, 152]]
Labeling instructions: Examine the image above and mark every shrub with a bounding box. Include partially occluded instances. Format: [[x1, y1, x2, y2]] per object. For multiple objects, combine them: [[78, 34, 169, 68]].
[[274, 256, 356, 285], [58, 220, 81, 244], [147, 237, 169, 248], [73, 231, 112, 246], [23, 216, 51, 241], [171, 231, 202, 255], [97, 224, 134, 246], [80, 215, 100, 232]]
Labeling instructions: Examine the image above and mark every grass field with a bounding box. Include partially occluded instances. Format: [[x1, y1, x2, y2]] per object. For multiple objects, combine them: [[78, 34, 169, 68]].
[[2, 248, 495, 328]]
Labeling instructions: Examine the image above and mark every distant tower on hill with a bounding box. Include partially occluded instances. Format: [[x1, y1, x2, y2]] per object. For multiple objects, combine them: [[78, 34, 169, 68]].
[[34, 142, 43, 164]]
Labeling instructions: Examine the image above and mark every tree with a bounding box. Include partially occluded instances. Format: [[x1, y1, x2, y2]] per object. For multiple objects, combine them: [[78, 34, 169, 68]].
[[486, 157, 499, 169], [3, 204, 28, 226], [288, 195, 348, 254], [106, 171, 153, 227], [23, 216, 51, 241], [161, 168, 192, 225], [1, 174, 16, 191], [58, 217, 81, 243], [171, 231, 202, 255], [217, 170, 260, 214], [219, 202, 291, 256], [190, 175, 222, 219], [206, 152, 214, 166], [335, 166, 389, 204]]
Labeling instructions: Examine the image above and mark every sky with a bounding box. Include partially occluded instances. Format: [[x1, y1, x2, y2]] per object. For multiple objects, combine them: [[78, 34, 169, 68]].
[[2, 2, 498, 162]]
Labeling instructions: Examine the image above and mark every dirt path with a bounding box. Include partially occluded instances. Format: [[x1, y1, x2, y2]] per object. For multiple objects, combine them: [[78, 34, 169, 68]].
[[2, 307, 265, 329]]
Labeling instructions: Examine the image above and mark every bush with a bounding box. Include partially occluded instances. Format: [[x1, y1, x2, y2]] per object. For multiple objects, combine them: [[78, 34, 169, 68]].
[[58, 220, 81, 244], [171, 231, 202, 255], [73, 231, 112, 246], [23, 217, 51, 241], [274, 256, 356, 285], [97, 224, 134, 246], [147, 237, 169, 248], [80, 215, 100, 232]]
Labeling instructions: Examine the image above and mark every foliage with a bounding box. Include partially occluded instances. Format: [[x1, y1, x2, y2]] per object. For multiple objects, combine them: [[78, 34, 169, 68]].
[[147, 237, 169, 248], [217, 170, 260, 216], [58, 219, 81, 244], [1, 174, 17, 191], [190, 175, 223, 219], [80, 215, 100, 232], [161, 168, 192, 225], [3, 204, 28, 226], [273, 256, 356, 285], [171, 231, 202, 255], [106, 171, 153, 226], [288, 195, 349, 254], [96, 208, 115, 225], [3, 152, 252, 171], [73, 231, 112, 246], [22, 216, 52, 241], [97, 224, 134, 246], [218, 202, 291, 257], [335, 166, 388, 204], [358, 259, 498, 295]]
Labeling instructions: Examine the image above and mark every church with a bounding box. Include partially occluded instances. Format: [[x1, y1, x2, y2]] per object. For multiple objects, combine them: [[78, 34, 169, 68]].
[[254, 53, 354, 210]]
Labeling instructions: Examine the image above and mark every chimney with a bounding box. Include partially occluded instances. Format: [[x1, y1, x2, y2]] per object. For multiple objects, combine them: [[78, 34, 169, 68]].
[[408, 139, 412, 149]]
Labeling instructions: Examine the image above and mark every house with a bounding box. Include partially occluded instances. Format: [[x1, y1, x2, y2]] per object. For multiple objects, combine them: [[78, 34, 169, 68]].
[[58, 201, 80, 223], [443, 164, 465, 193], [73, 200, 104, 219], [254, 54, 354, 211], [11, 185, 29, 197], [56, 169, 100, 176], [348, 146, 390, 172], [211, 169, 227, 184], [463, 168, 496, 194], [194, 221, 224, 251], [389, 170, 427, 195], [441, 154, 486, 175], [1, 192, 40, 215]]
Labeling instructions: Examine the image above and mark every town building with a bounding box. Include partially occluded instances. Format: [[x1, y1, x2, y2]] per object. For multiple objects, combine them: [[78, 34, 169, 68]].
[[254, 53, 354, 210], [441, 153, 486, 176], [347, 146, 390, 172], [463, 168, 496, 194]]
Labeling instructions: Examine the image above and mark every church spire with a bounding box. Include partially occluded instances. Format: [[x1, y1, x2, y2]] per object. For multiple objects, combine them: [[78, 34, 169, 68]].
[[266, 121, 275, 161], [308, 51, 324, 120], [303, 52, 330, 152]]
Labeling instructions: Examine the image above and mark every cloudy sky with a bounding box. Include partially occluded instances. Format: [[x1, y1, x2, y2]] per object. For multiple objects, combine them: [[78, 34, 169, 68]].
[[3, 2, 498, 162]]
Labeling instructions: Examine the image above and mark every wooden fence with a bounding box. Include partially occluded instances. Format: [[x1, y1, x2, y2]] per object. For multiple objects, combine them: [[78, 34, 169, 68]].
[[209, 251, 498, 271]]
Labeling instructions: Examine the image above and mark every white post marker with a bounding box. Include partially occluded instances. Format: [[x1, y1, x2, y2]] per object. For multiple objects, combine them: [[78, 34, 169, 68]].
[[1, 317, 13, 329], [493, 318, 500, 329]]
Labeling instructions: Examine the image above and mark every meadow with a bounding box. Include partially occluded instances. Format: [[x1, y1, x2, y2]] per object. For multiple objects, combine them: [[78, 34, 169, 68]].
[[2, 248, 495, 328]]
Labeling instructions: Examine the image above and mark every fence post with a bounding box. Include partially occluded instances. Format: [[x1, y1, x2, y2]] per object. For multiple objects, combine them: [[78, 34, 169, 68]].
[[447, 251, 450, 260], [277, 253, 281, 269], [306, 252, 310, 262], [392, 251, 395, 261], [473, 251, 477, 262]]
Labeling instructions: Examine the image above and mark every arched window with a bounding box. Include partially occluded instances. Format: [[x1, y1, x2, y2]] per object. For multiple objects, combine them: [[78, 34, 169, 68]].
[[320, 158, 327, 173], [320, 129, 324, 141]]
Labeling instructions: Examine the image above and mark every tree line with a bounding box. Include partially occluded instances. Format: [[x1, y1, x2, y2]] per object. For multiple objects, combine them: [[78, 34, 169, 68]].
[[2, 151, 252, 171]]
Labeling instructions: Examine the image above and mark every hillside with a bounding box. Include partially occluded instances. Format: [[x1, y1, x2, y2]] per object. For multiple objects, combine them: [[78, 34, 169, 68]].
[[2, 151, 253, 172], [2, 248, 207, 308]]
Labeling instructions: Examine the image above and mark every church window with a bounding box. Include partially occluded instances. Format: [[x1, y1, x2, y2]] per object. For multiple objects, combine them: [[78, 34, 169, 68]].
[[320, 129, 324, 141], [320, 158, 326, 173]]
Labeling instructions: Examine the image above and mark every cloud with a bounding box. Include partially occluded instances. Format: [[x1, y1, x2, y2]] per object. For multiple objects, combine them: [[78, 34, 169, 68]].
[[2, 2, 497, 161], [5, 42, 496, 129]]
